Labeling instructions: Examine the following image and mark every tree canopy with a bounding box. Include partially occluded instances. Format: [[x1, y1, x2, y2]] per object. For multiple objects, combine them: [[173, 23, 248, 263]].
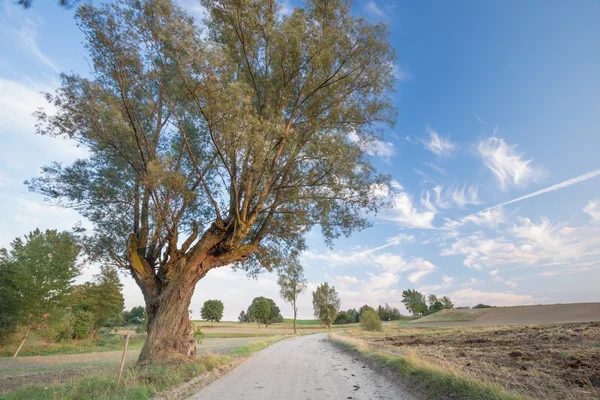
[[27, 0, 396, 363], [312, 282, 340, 330], [277, 258, 307, 333], [200, 299, 224, 326], [0, 229, 80, 338], [248, 296, 281, 327]]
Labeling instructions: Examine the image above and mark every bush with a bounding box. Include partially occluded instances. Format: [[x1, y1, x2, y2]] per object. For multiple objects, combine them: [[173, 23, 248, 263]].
[[333, 311, 353, 325], [193, 326, 204, 344], [49, 309, 75, 342], [360, 310, 383, 332], [73, 311, 94, 339]]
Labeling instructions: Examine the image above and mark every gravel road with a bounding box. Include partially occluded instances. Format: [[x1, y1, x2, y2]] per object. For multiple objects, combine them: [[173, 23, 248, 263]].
[[191, 333, 415, 400]]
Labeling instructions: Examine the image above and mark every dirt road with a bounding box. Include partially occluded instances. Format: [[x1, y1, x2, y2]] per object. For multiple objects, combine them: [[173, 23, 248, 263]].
[[191, 333, 414, 400]]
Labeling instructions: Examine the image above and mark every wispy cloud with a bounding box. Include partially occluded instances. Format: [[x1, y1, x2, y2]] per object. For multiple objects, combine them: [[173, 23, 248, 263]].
[[584, 200, 600, 222], [476, 168, 600, 213], [348, 130, 395, 159], [421, 128, 456, 157], [477, 136, 543, 190], [364, 1, 386, 19]]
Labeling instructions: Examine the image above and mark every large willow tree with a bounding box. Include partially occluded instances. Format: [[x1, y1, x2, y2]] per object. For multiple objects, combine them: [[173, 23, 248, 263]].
[[29, 0, 396, 363]]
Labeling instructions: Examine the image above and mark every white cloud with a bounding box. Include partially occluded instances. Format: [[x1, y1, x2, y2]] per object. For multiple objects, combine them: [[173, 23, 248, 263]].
[[418, 275, 455, 294], [450, 288, 534, 308], [451, 184, 481, 207], [335, 275, 362, 284], [364, 1, 385, 19], [477, 136, 543, 190], [463, 207, 506, 228], [389, 191, 436, 229], [421, 128, 456, 157], [348, 130, 395, 159], [407, 258, 436, 283], [584, 200, 600, 222]]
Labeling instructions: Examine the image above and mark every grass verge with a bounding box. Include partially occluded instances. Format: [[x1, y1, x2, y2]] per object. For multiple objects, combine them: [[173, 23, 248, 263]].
[[0, 337, 287, 400], [410, 308, 489, 324], [0, 333, 146, 357], [328, 333, 528, 400]]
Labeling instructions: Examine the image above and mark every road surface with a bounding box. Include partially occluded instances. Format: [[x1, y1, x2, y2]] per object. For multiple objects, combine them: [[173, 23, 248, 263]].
[[191, 333, 415, 400]]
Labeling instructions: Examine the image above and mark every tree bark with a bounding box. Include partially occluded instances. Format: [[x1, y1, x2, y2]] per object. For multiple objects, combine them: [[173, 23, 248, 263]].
[[137, 273, 198, 364], [292, 303, 297, 334]]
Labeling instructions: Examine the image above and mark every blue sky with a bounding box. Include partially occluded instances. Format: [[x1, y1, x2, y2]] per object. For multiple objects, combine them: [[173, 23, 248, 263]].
[[1, 0, 599, 320]]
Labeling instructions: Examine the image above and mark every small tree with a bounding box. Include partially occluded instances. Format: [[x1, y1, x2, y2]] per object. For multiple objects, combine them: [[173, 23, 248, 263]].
[[123, 306, 146, 325], [360, 309, 383, 331], [200, 300, 224, 327], [440, 296, 454, 309], [277, 259, 307, 334], [248, 297, 272, 327], [347, 308, 360, 323], [333, 311, 352, 325], [238, 310, 249, 323], [0, 229, 79, 354], [402, 289, 428, 316], [312, 283, 340, 330], [359, 304, 375, 319]]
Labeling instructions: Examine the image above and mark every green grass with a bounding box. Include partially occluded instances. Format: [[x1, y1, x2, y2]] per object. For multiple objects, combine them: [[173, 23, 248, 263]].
[[0, 337, 286, 400], [329, 334, 527, 400], [0, 332, 146, 357], [203, 332, 289, 338], [410, 309, 489, 324]]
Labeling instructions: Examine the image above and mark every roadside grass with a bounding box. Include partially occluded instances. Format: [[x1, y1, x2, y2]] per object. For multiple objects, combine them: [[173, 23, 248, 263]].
[[0, 337, 286, 400], [203, 332, 287, 339], [410, 308, 490, 324], [283, 319, 320, 326], [329, 333, 528, 400], [0, 332, 146, 357]]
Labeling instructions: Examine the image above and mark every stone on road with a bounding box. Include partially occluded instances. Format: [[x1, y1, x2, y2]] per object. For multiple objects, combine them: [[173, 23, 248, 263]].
[[191, 333, 415, 400]]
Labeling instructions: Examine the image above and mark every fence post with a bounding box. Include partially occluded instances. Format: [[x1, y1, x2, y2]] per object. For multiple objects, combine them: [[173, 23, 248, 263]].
[[118, 332, 130, 383]]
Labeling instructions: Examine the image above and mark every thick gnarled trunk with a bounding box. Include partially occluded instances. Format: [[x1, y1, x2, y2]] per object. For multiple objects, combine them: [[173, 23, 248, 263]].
[[137, 274, 198, 364]]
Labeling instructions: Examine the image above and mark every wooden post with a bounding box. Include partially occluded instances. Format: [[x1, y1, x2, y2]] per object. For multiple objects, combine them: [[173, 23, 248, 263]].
[[118, 332, 130, 383], [12, 327, 30, 358]]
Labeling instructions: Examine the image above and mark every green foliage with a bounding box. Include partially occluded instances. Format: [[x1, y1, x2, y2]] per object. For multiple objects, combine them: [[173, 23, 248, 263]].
[[200, 299, 224, 325], [401, 289, 428, 316], [360, 309, 383, 331], [72, 310, 95, 339], [440, 296, 454, 310], [377, 303, 402, 321], [277, 259, 307, 331], [248, 297, 272, 326], [123, 306, 146, 325], [238, 310, 249, 323], [312, 283, 341, 329], [333, 311, 353, 325], [473, 304, 494, 309], [193, 326, 204, 343], [359, 304, 375, 317], [71, 265, 125, 333], [0, 229, 79, 339]]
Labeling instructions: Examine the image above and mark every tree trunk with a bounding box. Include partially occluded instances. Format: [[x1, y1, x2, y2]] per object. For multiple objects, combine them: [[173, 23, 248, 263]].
[[292, 303, 297, 334], [137, 275, 197, 365], [13, 327, 30, 358]]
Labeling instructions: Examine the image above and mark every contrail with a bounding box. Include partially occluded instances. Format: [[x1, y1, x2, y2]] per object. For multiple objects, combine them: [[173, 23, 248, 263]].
[[477, 168, 600, 214]]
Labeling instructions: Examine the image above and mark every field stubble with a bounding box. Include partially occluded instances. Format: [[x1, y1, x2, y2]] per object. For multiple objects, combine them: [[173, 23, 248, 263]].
[[345, 322, 600, 399]]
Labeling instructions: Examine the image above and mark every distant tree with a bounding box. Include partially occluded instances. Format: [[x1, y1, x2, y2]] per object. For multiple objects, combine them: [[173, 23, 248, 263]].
[[0, 229, 79, 354], [359, 304, 375, 319], [248, 297, 272, 327], [123, 306, 146, 325], [277, 259, 307, 334], [427, 294, 438, 306], [347, 308, 360, 323], [473, 304, 494, 309], [428, 301, 443, 314], [360, 309, 383, 332], [377, 303, 401, 321], [402, 289, 428, 316], [238, 310, 249, 323], [312, 283, 340, 330], [266, 298, 283, 324], [440, 296, 454, 310], [333, 311, 352, 325], [200, 300, 224, 327], [456, 306, 470, 310]]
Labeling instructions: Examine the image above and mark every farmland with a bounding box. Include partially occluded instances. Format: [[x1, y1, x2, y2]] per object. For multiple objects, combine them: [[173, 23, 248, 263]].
[[334, 303, 600, 400]]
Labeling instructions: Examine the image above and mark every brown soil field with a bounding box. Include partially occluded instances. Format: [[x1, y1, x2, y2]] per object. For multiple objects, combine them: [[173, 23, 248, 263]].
[[412, 303, 600, 327], [348, 322, 600, 399], [0, 336, 272, 393]]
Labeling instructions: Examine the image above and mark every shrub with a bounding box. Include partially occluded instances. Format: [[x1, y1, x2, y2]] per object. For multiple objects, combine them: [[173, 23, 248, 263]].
[[360, 310, 383, 331], [333, 311, 353, 325], [72, 311, 94, 339], [193, 327, 204, 344]]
